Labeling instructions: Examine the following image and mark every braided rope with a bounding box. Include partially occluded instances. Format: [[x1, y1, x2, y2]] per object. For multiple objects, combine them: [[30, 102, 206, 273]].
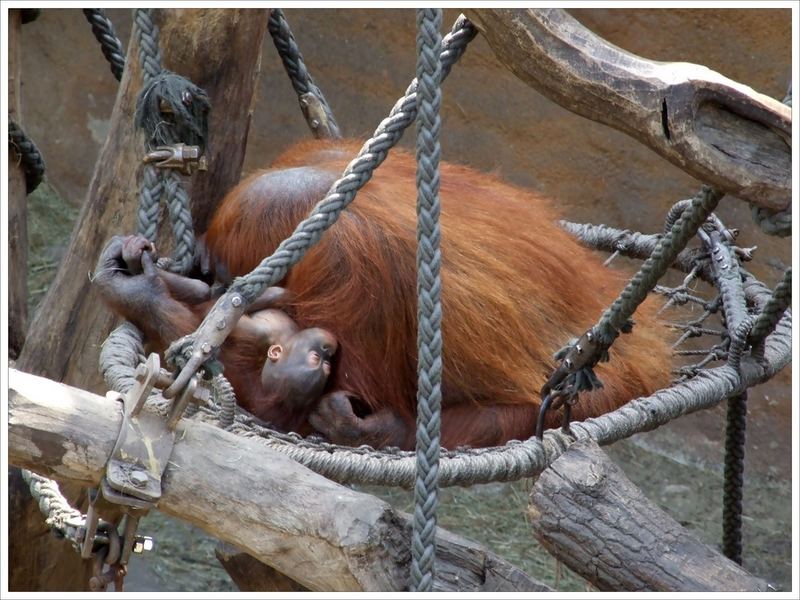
[[748, 267, 791, 348], [82, 8, 126, 82], [410, 8, 443, 592], [102, 264, 790, 489], [163, 169, 196, 274], [268, 8, 341, 139], [722, 391, 747, 565], [133, 8, 197, 273], [135, 8, 162, 86], [227, 15, 475, 303], [8, 119, 46, 194], [136, 164, 162, 241], [596, 187, 723, 344], [166, 15, 477, 369], [21, 469, 85, 544]]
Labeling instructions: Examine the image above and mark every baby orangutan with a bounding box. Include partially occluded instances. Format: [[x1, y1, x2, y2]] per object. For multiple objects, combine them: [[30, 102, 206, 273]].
[[94, 234, 337, 430]]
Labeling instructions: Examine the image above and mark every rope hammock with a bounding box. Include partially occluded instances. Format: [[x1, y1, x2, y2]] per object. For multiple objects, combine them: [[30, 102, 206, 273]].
[[19, 8, 792, 591]]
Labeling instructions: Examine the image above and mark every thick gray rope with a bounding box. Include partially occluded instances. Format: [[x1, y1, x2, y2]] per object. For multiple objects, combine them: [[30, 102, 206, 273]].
[[410, 8, 443, 592], [227, 14, 475, 303], [748, 267, 791, 348], [268, 8, 341, 139], [134, 8, 162, 86], [133, 8, 196, 274], [750, 83, 791, 237], [21, 469, 85, 546], [103, 265, 791, 488], [166, 15, 477, 367], [595, 187, 723, 345], [8, 119, 46, 194], [83, 8, 126, 82]]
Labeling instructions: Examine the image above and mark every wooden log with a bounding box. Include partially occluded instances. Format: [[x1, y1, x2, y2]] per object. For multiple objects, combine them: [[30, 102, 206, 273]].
[[466, 9, 791, 210], [215, 543, 309, 592], [8, 9, 28, 359], [528, 438, 770, 592], [10, 9, 268, 591], [8, 368, 552, 592]]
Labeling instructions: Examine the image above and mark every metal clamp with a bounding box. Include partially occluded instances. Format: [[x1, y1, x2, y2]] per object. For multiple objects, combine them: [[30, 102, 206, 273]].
[[105, 353, 209, 505], [143, 143, 207, 175]]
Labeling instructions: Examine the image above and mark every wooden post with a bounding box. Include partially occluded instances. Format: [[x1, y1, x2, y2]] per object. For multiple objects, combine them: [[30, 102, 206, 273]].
[[466, 9, 791, 210], [10, 9, 269, 591], [9, 368, 552, 592], [528, 439, 770, 592], [8, 9, 28, 359]]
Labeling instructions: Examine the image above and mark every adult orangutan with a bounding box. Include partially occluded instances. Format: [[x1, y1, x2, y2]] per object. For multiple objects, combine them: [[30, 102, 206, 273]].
[[95, 139, 672, 450]]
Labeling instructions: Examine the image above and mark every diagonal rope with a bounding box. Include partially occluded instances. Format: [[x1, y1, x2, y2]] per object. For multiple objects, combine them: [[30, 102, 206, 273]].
[[164, 15, 477, 375], [268, 8, 341, 139], [410, 7, 443, 593], [83, 8, 126, 82]]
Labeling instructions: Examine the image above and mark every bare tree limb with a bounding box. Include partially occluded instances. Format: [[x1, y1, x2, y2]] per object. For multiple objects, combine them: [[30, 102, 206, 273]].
[[466, 9, 791, 210]]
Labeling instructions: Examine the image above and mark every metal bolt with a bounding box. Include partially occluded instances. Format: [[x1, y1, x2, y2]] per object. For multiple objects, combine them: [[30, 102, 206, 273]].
[[231, 295, 242, 307], [586, 331, 593, 341], [135, 363, 147, 382], [216, 319, 226, 330], [310, 118, 320, 129], [129, 470, 149, 488], [132, 536, 154, 553], [575, 344, 583, 354], [201, 342, 212, 354], [565, 358, 574, 369]]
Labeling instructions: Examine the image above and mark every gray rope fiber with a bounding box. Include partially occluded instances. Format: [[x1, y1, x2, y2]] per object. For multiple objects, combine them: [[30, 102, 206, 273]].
[[83, 8, 126, 82], [748, 267, 791, 349], [268, 8, 341, 139], [133, 8, 198, 274], [9, 119, 46, 194], [410, 8, 443, 592], [101, 266, 791, 489], [596, 186, 723, 345], [21, 469, 85, 545], [166, 15, 477, 368], [722, 391, 747, 565]]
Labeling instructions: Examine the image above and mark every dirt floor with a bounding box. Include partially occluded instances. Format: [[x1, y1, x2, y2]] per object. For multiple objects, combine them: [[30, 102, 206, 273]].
[[14, 7, 793, 592]]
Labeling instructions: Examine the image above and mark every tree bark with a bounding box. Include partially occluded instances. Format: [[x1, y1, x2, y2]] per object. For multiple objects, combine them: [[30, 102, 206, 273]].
[[8, 9, 28, 359], [466, 9, 791, 210], [528, 438, 769, 592], [10, 9, 268, 591], [9, 368, 552, 592]]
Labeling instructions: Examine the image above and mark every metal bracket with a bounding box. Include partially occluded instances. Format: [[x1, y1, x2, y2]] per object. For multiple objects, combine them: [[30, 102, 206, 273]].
[[143, 142, 207, 175], [105, 353, 209, 505]]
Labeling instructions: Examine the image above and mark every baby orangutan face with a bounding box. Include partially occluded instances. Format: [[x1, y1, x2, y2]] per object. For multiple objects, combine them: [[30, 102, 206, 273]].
[[261, 327, 338, 410]]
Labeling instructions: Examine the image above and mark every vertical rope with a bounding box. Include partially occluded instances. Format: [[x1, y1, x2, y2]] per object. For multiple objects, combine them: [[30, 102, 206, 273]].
[[722, 391, 747, 564], [410, 8, 443, 592], [133, 8, 196, 273], [748, 267, 792, 348]]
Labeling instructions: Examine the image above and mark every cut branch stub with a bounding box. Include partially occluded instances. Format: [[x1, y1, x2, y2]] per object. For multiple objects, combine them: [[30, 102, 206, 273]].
[[466, 8, 791, 210]]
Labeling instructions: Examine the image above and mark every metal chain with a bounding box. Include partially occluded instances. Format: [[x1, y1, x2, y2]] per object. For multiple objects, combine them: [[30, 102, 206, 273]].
[[268, 8, 341, 139], [8, 119, 46, 194], [82, 8, 126, 82], [410, 7, 443, 593]]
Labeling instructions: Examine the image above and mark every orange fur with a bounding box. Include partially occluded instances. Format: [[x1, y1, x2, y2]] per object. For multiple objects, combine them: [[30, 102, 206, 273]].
[[202, 139, 672, 448]]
